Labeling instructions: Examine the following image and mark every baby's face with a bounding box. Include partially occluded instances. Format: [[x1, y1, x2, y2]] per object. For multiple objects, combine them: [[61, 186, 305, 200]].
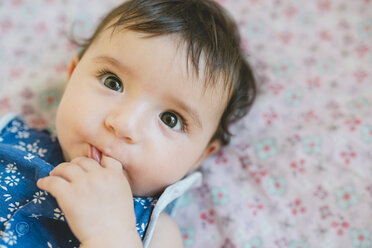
[[56, 28, 227, 197]]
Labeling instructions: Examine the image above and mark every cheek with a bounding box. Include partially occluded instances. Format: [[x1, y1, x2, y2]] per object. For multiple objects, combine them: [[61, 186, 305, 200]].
[[155, 140, 204, 176], [58, 82, 101, 123], [56, 86, 100, 143]]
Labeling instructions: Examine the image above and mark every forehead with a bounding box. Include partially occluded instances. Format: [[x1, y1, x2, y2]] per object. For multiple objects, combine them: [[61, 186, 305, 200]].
[[90, 25, 228, 93], [82, 29, 228, 128], [91, 23, 229, 88]]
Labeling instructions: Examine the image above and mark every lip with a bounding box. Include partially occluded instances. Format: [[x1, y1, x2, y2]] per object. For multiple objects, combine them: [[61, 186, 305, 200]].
[[89, 144, 102, 164]]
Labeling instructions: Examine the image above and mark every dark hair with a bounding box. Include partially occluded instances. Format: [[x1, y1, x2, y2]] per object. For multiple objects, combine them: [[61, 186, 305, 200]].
[[74, 0, 256, 145]]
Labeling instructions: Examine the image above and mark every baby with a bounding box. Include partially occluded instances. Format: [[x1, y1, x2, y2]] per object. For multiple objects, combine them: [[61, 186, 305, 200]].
[[0, 0, 256, 247]]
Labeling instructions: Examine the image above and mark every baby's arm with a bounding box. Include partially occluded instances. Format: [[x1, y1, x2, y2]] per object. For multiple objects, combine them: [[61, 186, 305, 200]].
[[80, 213, 183, 248], [148, 212, 184, 248]]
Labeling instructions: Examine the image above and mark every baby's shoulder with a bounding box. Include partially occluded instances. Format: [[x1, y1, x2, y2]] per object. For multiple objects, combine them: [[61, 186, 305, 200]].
[[0, 113, 64, 166], [148, 212, 183, 248], [0, 113, 55, 150], [0, 112, 20, 134], [0, 113, 33, 139]]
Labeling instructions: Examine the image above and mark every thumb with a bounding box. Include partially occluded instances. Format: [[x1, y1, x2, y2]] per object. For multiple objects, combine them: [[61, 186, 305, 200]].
[[100, 155, 122, 171], [100, 155, 131, 186]]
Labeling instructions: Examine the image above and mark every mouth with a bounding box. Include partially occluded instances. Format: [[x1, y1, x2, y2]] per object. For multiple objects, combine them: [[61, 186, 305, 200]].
[[89, 144, 102, 164]]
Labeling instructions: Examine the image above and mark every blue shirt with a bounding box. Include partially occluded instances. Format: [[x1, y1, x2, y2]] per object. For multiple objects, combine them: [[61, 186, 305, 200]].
[[0, 116, 155, 247]]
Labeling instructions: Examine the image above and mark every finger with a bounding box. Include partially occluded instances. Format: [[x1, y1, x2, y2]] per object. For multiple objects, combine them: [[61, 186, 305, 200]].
[[100, 155, 123, 171], [37, 176, 70, 199], [50, 162, 85, 182], [71, 156, 101, 172]]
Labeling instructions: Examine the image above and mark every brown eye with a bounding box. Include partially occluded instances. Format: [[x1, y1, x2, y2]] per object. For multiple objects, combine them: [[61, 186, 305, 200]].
[[103, 75, 123, 92], [160, 112, 182, 130]]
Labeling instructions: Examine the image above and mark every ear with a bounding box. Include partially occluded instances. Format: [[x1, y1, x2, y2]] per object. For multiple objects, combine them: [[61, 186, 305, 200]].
[[190, 139, 221, 172], [67, 55, 80, 81]]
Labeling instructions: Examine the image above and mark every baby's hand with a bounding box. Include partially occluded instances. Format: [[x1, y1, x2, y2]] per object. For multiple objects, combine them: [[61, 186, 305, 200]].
[[37, 155, 139, 245]]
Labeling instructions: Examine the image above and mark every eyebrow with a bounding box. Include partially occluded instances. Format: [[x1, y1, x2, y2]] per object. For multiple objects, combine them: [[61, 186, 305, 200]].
[[93, 55, 136, 77], [170, 96, 202, 130]]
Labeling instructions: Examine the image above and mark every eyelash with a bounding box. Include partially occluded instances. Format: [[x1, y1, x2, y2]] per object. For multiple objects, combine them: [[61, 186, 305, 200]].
[[95, 68, 189, 133], [171, 111, 189, 133], [96, 68, 119, 81]]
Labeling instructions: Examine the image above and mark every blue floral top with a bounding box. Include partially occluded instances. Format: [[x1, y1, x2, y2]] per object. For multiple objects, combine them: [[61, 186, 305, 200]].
[[0, 115, 155, 247]]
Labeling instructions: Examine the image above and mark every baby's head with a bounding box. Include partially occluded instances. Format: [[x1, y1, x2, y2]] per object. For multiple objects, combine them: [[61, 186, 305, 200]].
[[56, 0, 256, 197]]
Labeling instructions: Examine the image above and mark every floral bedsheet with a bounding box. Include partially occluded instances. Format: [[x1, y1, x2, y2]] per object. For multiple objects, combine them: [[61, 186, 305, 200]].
[[0, 0, 372, 247]]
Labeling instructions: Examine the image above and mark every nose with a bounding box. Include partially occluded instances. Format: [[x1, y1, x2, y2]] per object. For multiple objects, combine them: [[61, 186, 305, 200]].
[[104, 100, 146, 144]]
